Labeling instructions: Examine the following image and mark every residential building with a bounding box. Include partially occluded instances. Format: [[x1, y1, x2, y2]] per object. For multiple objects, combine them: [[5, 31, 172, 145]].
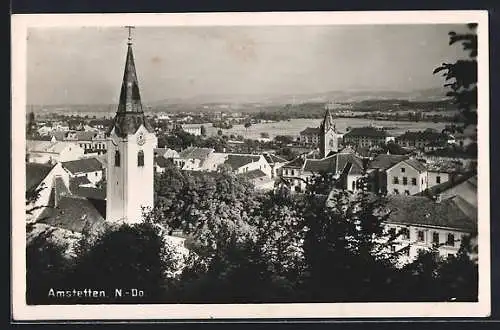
[[49, 130, 108, 155], [222, 154, 272, 177], [279, 149, 364, 193], [299, 127, 320, 145], [279, 157, 307, 192], [182, 125, 202, 136], [263, 153, 288, 179], [154, 147, 179, 159], [343, 126, 394, 148], [386, 158, 428, 196], [173, 147, 215, 171], [238, 169, 275, 191], [384, 195, 477, 264], [425, 161, 464, 189], [26, 140, 85, 164], [366, 154, 410, 194], [395, 129, 452, 150], [419, 172, 477, 208], [25, 162, 70, 223], [61, 158, 104, 186]]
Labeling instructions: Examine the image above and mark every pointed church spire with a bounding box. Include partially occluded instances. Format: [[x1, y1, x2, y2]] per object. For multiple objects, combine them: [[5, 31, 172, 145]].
[[320, 108, 335, 132], [108, 27, 153, 138], [118, 27, 142, 114]]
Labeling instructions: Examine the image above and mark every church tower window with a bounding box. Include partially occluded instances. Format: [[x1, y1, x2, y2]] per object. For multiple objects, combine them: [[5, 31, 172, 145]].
[[137, 150, 144, 167], [115, 150, 121, 167]]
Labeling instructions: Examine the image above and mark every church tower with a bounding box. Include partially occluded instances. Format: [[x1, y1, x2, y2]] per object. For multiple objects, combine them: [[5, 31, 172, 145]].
[[319, 108, 339, 158], [106, 29, 157, 223]]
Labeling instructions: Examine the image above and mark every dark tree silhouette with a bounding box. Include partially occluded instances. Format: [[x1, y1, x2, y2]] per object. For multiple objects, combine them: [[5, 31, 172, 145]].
[[67, 222, 173, 303], [26, 227, 73, 304], [433, 23, 478, 127]]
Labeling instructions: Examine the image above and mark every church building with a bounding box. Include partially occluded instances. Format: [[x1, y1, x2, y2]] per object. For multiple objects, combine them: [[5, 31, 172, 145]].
[[105, 32, 157, 224], [319, 108, 342, 158], [26, 30, 157, 231]]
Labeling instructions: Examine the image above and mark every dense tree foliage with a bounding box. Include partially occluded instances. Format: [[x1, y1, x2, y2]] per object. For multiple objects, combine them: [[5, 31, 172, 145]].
[[434, 23, 478, 127], [27, 169, 478, 304]]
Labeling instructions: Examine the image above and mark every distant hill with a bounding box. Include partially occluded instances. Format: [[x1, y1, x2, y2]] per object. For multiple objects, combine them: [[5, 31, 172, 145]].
[[28, 87, 450, 114], [149, 87, 450, 106]]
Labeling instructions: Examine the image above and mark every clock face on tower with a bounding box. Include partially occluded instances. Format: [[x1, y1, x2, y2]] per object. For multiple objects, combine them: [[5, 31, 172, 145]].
[[137, 132, 146, 146]]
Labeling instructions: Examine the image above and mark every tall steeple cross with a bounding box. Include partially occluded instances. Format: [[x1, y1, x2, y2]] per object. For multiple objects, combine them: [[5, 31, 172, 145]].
[[125, 25, 135, 44]]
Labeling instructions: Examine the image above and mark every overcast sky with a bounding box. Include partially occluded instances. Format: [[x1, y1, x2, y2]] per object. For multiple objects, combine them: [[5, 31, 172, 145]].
[[27, 24, 467, 105]]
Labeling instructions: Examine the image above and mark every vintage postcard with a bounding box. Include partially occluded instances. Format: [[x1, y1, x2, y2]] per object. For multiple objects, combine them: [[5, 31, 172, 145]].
[[12, 11, 490, 321]]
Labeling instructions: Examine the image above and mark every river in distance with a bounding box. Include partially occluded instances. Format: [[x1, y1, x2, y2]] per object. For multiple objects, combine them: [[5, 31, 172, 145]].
[[183, 118, 452, 140]]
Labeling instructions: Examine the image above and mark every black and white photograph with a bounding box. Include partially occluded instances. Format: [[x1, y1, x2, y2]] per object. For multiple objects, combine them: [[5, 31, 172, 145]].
[[12, 11, 490, 320]]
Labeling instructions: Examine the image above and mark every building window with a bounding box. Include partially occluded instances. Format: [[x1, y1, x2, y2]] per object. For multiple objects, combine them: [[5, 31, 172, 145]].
[[436, 176, 441, 184], [412, 177, 417, 185], [401, 227, 410, 239], [401, 167, 405, 173], [417, 230, 425, 242], [404, 190, 410, 196], [115, 150, 121, 167], [402, 177, 408, 185], [446, 234, 455, 246], [291, 169, 295, 176], [352, 181, 356, 191], [447, 253, 454, 258], [393, 189, 399, 195], [138, 150, 144, 167], [433, 232, 440, 245], [393, 176, 399, 184], [390, 245, 396, 253]]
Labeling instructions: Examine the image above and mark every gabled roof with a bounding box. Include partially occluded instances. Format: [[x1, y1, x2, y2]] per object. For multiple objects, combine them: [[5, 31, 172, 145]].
[[224, 154, 261, 170], [27, 140, 79, 154], [62, 158, 103, 175], [178, 147, 214, 160], [38, 196, 106, 233], [70, 186, 106, 200], [303, 155, 337, 173], [282, 157, 305, 169], [344, 126, 388, 138], [300, 127, 320, 135], [385, 195, 477, 232], [26, 163, 55, 193], [238, 169, 268, 180], [368, 154, 409, 171], [263, 153, 288, 164], [303, 152, 364, 175], [387, 158, 427, 173], [70, 175, 92, 187], [418, 172, 477, 201]]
